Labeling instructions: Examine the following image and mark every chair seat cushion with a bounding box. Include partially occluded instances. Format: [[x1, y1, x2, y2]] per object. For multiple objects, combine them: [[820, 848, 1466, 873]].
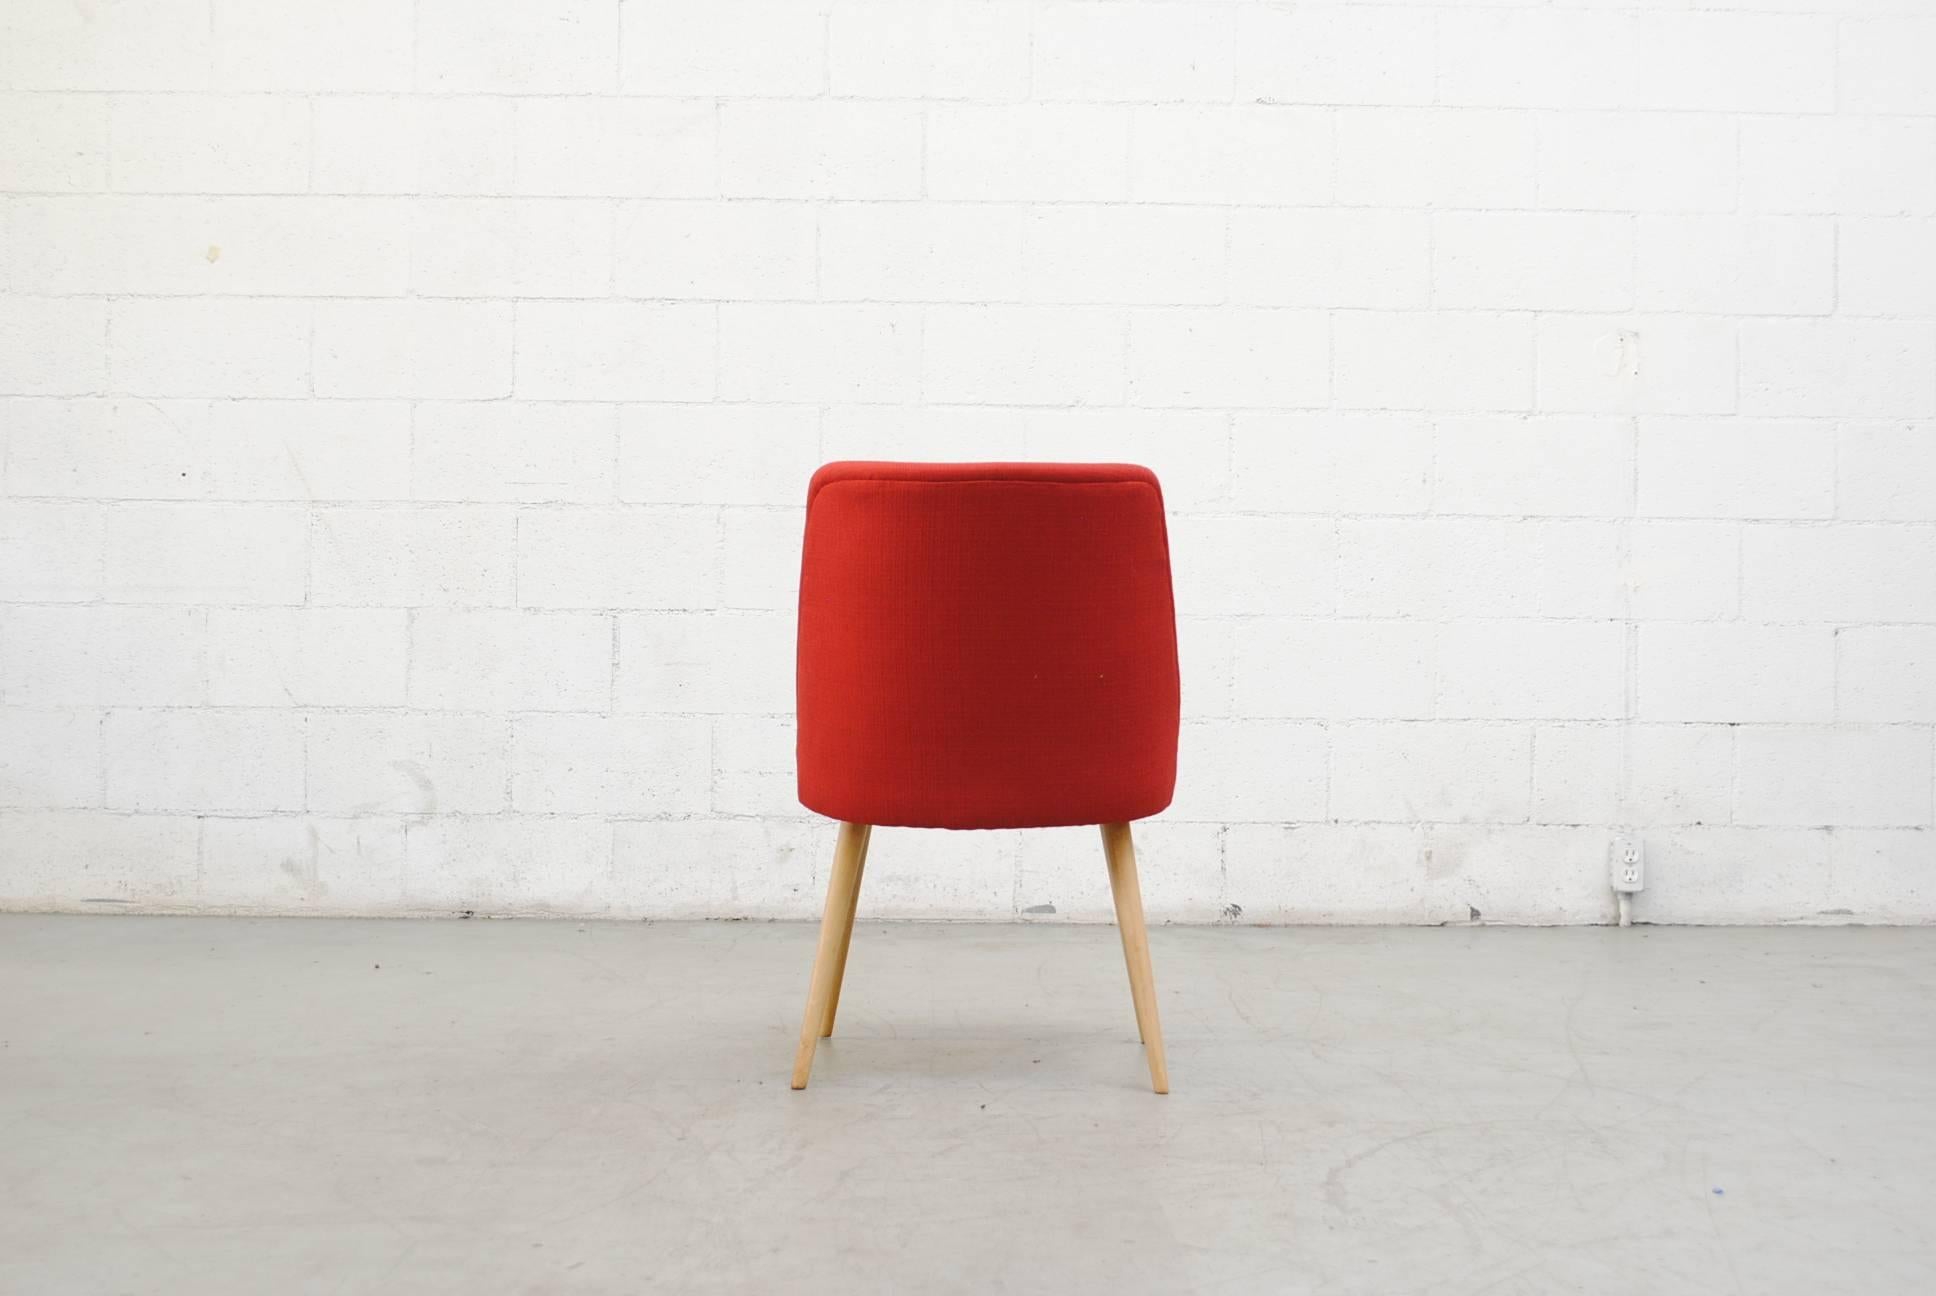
[[796, 461, 1181, 830]]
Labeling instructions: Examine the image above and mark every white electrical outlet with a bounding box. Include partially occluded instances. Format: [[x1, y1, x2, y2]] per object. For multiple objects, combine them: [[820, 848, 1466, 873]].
[[1610, 835, 1644, 893]]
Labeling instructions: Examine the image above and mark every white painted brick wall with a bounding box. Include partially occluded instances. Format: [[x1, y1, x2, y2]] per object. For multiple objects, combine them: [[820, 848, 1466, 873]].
[[2, 0, 1932, 925]]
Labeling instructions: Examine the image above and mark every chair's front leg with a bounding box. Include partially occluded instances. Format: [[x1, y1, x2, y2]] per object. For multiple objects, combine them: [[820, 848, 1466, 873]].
[[1102, 822, 1170, 1094], [791, 822, 871, 1089]]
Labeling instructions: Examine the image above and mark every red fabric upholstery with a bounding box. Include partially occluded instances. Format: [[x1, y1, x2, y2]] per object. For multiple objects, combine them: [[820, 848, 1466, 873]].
[[796, 462, 1181, 830]]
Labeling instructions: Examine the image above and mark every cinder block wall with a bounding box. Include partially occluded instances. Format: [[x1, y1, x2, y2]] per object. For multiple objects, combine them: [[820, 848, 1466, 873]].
[[2, 1, 1932, 923]]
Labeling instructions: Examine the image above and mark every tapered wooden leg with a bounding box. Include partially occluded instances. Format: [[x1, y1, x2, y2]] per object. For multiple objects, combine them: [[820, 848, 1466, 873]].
[[791, 822, 870, 1090], [1102, 822, 1169, 1094], [1104, 848, 1145, 1045], [819, 824, 871, 1037], [1103, 827, 1148, 1045]]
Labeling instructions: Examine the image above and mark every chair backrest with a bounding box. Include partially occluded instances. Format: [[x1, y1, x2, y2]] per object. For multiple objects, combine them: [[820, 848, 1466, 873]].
[[796, 462, 1181, 830]]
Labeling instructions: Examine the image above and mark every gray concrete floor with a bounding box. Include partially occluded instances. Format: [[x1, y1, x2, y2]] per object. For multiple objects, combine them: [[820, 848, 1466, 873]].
[[3, 919, 1934, 1295]]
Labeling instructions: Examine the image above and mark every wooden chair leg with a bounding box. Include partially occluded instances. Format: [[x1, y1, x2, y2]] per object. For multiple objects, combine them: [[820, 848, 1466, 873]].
[[791, 822, 870, 1090], [1104, 855, 1144, 1045], [819, 824, 871, 1037], [1101, 822, 1170, 1094]]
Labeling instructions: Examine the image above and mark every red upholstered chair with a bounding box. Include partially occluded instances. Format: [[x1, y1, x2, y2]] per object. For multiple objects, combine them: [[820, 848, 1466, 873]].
[[790, 461, 1181, 1093]]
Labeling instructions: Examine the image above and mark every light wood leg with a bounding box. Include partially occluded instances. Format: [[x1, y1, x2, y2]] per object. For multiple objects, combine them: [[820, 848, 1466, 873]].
[[791, 822, 870, 1090], [1104, 829, 1146, 1044], [1102, 822, 1170, 1094], [819, 824, 871, 1037]]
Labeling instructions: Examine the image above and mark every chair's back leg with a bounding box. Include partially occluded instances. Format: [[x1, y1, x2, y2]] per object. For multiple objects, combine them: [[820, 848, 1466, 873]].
[[819, 824, 872, 1037], [791, 822, 871, 1090], [1109, 866, 1146, 1046], [1102, 822, 1170, 1094]]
